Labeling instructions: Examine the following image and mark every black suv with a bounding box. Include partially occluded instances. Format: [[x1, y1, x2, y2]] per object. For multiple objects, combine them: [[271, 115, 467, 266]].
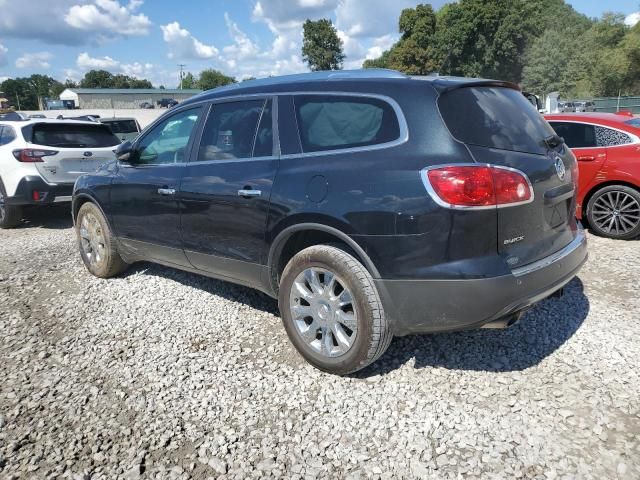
[[72, 70, 587, 375]]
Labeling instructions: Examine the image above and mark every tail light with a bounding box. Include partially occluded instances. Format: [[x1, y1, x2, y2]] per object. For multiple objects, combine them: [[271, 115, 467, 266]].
[[422, 164, 533, 209], [12, 148, 58, 162]]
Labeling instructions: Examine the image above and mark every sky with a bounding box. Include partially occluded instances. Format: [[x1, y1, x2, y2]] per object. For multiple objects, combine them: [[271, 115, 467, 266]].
[[0, 0, 639, 87]]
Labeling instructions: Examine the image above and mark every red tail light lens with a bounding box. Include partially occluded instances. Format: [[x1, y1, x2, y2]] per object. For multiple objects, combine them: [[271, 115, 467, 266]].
[[424, 165, 533, 209], [12, 149, 58, 163]]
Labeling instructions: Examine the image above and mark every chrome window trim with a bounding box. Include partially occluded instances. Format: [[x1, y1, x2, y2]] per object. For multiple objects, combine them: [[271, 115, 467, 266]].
[[192, 91, 409, 158], [420, 163, 535, 211], [547, 119, 640, 147], [512, 228, 586, 277]]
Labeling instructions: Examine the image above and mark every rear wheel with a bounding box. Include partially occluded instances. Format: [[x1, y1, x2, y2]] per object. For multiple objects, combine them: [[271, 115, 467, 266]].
[[278, 245, 392, 375], [0, 179, 22, 229], [76, 202, 129, 278], [586, 185, 640, 240]]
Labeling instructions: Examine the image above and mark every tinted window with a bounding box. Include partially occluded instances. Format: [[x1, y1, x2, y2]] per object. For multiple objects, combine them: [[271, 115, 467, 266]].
[[3, 126, 16, 144], [439, 87, 555, 155], [548, 122, 596, 148], [294, 95, 400, 152], [253, 99, 273, 157], [30, 123, 120, 148], [595, 126, 632, 147], [103, 120, 138, 134], [136, 107, 201, 165], [198, 100, 265, 160]]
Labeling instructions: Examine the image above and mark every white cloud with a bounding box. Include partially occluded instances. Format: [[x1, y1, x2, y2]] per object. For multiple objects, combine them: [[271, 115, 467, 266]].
[[0, 44, 8, 67], [625, 12, 640, 27], [77, 52, 120, 70], [15, 51, 53, 69], [65, 0, 151, 40], [160, 21, 219, 60], [335, 0, 415, 38], [223, 13, 260, 60], [252, 0, 338, 30]]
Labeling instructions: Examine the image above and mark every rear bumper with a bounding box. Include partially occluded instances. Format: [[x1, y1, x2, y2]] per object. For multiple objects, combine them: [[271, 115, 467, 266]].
[[375, 229, 588, 336], [5, 176, 74, 206]]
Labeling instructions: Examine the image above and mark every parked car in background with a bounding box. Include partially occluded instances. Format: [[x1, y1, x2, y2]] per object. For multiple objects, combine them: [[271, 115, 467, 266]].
[[574, 101, 596, 112], [72, 70, 587, 375], [545, 112, 640, 239], [100, 117, 141, 143], [559, 102, 576, 113], [140, 102, 154, 109], [0, 118, 121, 228], [158, 98, 179, 108]]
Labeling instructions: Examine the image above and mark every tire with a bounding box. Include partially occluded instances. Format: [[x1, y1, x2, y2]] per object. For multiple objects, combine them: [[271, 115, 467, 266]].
[[278, 244, 392, 375], [586, 185, 640, 240], [0, 178, 22, 229], [76, 202, 129, 278]]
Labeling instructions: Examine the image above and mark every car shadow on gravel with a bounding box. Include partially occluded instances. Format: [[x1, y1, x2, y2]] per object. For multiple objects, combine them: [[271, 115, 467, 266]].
[[16, 205, 73, 230], [357, 277, 589, 376]]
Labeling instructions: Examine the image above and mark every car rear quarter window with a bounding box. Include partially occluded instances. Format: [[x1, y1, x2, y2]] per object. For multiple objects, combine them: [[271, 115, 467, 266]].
[[595, 126, 632, 147], [28, 123, 121, 148], [548, 122, 596, 148], [439, 86, 556, 155], [0, 125, 17, 145], [294, 95, 400, 153]]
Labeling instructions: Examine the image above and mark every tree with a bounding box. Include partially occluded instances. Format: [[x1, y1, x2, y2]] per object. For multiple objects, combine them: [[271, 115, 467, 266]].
[[180, 72, 197, 89], [79, 69, 152, 89], [302, 19, 345, 71], [197, 69, 236, 90]]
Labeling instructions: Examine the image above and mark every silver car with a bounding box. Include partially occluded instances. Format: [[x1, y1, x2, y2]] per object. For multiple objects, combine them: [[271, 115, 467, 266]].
[[574, 101, 596, 112]]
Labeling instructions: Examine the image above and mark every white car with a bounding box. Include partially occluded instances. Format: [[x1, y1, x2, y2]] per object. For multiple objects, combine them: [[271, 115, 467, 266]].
[[0, 117, 121, 228]]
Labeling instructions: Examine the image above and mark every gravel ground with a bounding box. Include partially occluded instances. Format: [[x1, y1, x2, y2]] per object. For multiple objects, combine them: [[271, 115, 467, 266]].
[[1, 207, 638, 480]]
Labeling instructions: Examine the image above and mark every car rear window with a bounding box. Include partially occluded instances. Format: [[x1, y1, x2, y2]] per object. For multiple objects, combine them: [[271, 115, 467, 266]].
[[294, 95, 400, 152], [438, 86, 556, 155], [624, 118, 640, 128], [28, 123, 121, 148], [103, 120, 138, 134]]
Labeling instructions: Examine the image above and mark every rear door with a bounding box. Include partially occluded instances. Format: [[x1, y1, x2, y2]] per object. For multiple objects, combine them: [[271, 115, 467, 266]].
[[438, 86, 579, 268], [24, 122, 120, 184], [179, 97, 277, 284], [547, 121, 606, 204]]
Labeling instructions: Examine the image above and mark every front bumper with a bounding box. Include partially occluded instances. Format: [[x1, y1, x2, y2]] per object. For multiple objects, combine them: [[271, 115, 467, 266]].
[[5, 176, 74, 206], [375, 229, 588, 336]]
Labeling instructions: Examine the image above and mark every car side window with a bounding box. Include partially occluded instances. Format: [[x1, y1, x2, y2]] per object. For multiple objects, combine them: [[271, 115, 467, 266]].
[[197, 99, 266, 161], [294, 95, 400, 153], [136, 107, 202, 165], [0, 125, 16, 145], [595, 126, 632, 147], [253, 99, 273, 157], [549, 122, 596, 148]]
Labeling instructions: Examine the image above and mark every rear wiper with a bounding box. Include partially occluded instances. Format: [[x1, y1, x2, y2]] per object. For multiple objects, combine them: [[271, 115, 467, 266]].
[[544, 134, 565, 149]]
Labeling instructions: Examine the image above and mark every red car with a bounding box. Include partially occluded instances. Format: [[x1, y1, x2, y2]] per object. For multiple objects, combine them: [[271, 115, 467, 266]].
[[544, 112, 640, 239]]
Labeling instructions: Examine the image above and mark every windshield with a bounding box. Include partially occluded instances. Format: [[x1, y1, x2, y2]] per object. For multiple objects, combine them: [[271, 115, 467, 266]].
[[103, 120, 138, 134], [29, 124, 121, 148]]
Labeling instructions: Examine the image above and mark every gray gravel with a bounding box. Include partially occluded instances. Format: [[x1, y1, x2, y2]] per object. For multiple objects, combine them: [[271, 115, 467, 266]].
[[1, 207, 639, 479]]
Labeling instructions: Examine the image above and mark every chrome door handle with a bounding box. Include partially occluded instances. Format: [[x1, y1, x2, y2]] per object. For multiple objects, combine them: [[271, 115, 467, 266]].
[[237, 189, 262, 197], [157, 188, 176, 195]]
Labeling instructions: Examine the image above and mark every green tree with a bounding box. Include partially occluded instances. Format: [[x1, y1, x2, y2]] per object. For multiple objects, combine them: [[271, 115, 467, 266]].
[[197, 69, 236, 90], [302, 19, 345, 71], [80, 70, 114, 88], [180, 72, 197, 89], [0, 78, 37, 110]]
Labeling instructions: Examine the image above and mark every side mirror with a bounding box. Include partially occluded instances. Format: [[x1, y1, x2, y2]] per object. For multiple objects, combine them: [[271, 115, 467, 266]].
[[116, 141, 134, 163]]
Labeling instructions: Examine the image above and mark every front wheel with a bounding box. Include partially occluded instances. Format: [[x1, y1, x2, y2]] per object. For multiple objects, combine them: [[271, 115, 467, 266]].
[[278, 245, 392, 375], [76, 202, 129, 278], [586, 185, 640, 240]]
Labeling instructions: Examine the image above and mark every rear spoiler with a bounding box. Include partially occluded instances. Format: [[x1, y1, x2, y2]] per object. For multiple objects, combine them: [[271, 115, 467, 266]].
[[430, 78, 521, 94]]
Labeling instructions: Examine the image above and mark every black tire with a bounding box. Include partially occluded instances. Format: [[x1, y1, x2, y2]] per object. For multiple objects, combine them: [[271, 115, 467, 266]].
[[0, 178, 22, 229], [76, 202, 129, 278], [586, 185, 640, 240], [278, 244, 392, 375]]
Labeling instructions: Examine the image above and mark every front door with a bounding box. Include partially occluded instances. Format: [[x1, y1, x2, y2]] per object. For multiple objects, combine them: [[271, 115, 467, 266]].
[[180, 98, 278, 286], [110, 106, 203, 267]]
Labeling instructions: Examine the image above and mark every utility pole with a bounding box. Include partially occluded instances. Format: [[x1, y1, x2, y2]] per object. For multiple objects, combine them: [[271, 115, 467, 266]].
[[178, 64, 186, 89]]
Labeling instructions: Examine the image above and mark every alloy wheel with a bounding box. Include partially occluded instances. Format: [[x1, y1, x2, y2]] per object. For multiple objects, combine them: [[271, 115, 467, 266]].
[[79, 212, 106, 267], [591, 191, 640, 236], [289, 267, 358, 358]]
